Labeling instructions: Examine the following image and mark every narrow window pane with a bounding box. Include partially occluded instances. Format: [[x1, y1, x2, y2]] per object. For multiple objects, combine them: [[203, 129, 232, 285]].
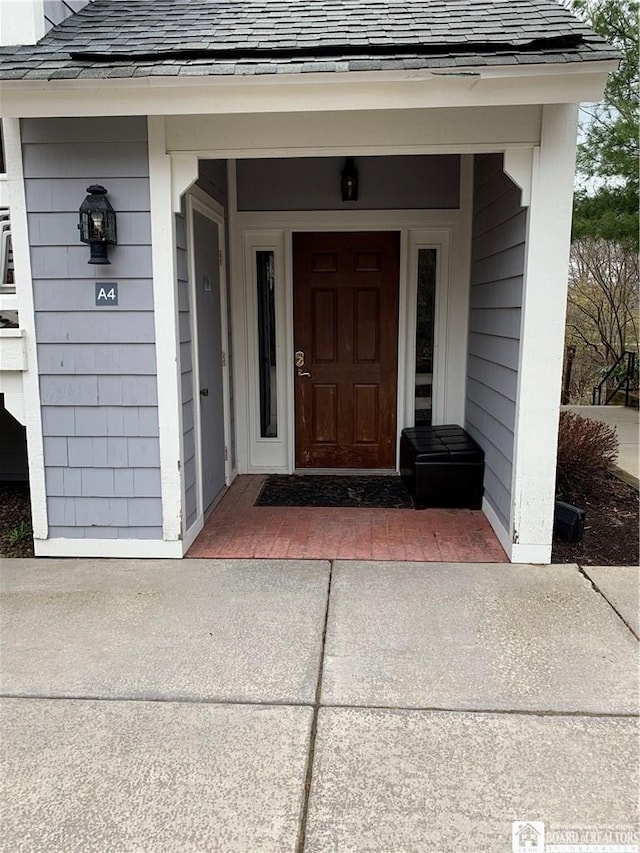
[[257, 250, 277, 437], [415, 248, 437, 425]]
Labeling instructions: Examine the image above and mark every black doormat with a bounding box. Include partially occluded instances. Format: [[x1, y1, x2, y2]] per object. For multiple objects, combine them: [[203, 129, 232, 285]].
[[256, 475, 414, 509]]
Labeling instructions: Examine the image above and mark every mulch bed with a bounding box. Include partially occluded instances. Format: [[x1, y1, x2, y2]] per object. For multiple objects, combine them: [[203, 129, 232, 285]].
[[0, 482, 34, 558], [552, 472, 639, 566]]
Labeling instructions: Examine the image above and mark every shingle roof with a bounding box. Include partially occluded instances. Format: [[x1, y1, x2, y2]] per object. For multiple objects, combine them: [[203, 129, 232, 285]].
[[0, 0, 617, 81]]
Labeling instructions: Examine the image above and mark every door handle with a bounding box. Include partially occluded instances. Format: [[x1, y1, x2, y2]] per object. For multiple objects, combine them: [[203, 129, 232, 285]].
[[297, 371, 311, 378], [200, 388, 209, 396]]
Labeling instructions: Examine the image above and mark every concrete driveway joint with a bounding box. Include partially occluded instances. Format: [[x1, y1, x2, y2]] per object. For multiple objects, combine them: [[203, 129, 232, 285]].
[[582, 565, 640, 638]]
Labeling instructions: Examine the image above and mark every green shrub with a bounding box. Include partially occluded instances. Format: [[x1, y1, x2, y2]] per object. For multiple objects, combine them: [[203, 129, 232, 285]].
[[556, 411, 619, 496]]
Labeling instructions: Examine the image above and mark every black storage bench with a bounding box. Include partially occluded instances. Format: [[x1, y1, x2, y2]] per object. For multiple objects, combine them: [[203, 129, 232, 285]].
[[400, 425, 484, 509]]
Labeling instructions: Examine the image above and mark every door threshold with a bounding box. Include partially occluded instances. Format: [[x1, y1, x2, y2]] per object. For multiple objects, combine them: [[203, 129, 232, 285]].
[[293, 468, 399, 476]]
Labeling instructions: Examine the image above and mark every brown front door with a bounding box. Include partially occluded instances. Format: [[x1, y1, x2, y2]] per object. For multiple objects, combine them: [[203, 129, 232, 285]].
[[293, 231, 400, 469]]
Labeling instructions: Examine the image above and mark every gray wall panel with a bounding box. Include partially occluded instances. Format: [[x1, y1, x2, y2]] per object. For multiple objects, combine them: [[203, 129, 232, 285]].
[[33, 280, 154, 311], [28, 211, 152, 246], [43, 436, 68, 466], [467, 331, 520, 370], [470, 244, 527, 287], [176, 208, 198, 531], [25, 177, 150, 213], [35, 313, 156, 344], [23, 142, 150, 179], [47, 526, 84, 539], [117, 526, 163, 540], [30, 245, 153, 280], [467, 307, 522, 339], [40, 376, 98, 406], [465, 153, 526, 534], [38, 344, 157, 375], [237, 155, 460, 210], [465, 400, 514, 461], [47, 524, 164, 539], [45, 404, 159, 439], [467, 355, 518, 402], [97, 376, 158, 406], [41, 406, 75, 436], [469, 278, 524, 310], [23, 116, 161, 541]]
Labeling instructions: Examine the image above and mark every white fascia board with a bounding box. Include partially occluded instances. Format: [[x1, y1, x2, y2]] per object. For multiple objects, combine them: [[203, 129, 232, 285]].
[[0, 62, 614, 118]]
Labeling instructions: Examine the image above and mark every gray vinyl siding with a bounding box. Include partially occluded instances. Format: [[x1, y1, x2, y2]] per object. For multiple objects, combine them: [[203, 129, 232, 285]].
[[23, 116, 162, 540], [237, 155, 460, 211], [466, 153, 527, 534], [44, 1, 91, 31], [176, 209, 197, 530]]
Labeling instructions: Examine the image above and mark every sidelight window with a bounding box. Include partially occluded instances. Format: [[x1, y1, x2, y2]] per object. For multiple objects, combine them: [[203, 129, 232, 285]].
[[256, 250, 278, 438], [414, 248, 437, 425]]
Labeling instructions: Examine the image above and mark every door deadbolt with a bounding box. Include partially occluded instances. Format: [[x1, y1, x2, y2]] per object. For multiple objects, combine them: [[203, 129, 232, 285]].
[[295, 350, 305, 368], [200, 388, 209, 396]]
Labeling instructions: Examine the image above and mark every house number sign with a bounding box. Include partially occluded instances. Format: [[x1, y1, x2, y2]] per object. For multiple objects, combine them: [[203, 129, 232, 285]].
[[95, 282, 118, 306]]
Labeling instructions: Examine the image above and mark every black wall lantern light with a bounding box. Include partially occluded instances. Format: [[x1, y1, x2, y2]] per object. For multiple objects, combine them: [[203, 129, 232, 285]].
[[341, 158, 358, 202], [78, 184, 117, 265]]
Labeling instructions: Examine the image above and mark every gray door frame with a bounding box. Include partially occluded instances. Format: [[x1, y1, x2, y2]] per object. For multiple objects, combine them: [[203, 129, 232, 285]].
[[186, 188, 232, 523]]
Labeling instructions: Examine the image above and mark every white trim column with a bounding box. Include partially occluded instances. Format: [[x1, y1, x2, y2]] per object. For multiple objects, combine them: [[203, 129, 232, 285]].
[[3, 117, 48, 539], [510, 103, 579, 564], [148, 116, 184, 543]]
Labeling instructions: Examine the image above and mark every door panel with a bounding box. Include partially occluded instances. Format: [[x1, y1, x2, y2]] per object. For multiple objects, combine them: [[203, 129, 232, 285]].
[[293, 231, 400, 469], [193, 209, 226, 511]]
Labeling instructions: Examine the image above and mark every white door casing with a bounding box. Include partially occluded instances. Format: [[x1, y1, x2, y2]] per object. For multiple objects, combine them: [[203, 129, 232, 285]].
[[233, 211, 465, 474]]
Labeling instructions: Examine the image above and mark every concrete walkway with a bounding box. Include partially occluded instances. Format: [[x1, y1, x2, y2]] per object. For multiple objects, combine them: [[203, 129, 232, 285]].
[[1, 558, 638, 852], [564, 405, 640, 488]]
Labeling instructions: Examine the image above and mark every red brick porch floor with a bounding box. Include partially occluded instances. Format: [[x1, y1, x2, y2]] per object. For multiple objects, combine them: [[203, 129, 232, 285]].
[[187, 476, 507, 562]]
